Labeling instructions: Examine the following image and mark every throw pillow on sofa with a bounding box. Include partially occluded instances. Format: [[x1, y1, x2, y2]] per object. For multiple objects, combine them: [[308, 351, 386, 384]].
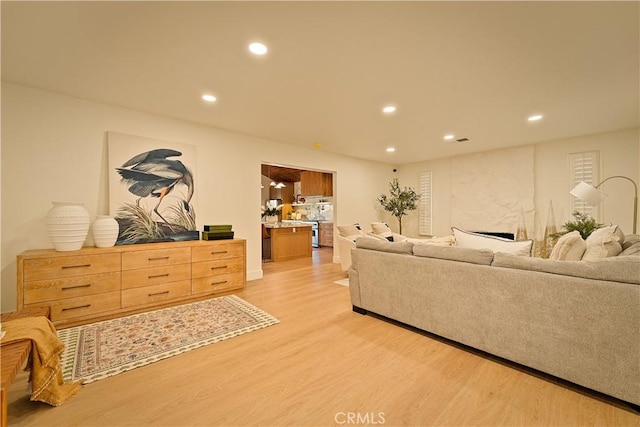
[[407, 235, 455, 246], [337, 224, 363, 239], [452, 227, 533, 256], [549, 231, 587, 261], [582, 225, 623, 261], [371, 222, 394, 241]]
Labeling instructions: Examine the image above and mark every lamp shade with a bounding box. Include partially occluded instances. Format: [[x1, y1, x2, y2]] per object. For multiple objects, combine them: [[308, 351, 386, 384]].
[[570, 181, 606, 206]]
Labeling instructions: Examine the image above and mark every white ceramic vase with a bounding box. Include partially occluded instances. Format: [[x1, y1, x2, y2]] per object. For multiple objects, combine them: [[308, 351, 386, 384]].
[[92, 215, 119, 248], [266, 215, 278, 224], [45, 201, 91, 251]]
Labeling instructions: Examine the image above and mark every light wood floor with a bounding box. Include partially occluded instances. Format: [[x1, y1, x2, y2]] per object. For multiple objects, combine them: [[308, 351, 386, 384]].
[[7, 247, 640, 426]]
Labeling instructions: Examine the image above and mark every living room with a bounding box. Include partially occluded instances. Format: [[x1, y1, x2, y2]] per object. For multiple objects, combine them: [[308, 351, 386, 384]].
[[1, 1, 639, 425]]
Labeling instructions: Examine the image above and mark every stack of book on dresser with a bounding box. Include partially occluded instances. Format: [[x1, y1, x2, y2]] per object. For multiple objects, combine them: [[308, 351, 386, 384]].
[[202, 224, 234, 240]]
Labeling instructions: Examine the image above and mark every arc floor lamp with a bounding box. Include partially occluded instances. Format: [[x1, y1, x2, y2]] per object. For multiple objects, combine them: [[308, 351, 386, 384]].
[[570, 176, 638, 234]]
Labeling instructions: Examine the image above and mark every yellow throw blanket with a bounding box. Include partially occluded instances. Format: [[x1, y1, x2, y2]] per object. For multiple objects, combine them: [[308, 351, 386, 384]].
[[1, 316, 82, 406]]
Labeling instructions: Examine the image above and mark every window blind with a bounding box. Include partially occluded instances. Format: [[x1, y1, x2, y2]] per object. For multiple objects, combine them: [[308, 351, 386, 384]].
[[419, 171, 433, 236], [569, 151, 600, 218]]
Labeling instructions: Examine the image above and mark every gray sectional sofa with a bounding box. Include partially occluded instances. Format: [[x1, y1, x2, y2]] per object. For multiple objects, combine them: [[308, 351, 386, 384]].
[[348, 238, 640, 406]]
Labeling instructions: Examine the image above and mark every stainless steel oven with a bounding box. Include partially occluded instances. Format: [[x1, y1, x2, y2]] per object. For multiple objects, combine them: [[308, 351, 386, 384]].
[[310, 223, 319, 248]]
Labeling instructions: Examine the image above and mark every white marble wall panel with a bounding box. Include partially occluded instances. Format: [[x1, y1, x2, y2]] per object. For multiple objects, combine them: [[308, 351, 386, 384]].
[[451, 145, 534, 233]]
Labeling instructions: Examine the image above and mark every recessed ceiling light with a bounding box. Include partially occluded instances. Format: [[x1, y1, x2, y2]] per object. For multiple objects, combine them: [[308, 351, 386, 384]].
[[249, 42, 268, 55], [444, 134, 455, 141], [382, 105, 397, 114], [386, 147, 396, 153], [202, 94, 217, 102], [528, 114, 543, 122]]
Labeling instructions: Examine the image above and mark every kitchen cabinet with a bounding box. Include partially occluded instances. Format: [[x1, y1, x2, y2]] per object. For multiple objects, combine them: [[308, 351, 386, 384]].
[[319, 222, 334, 247], [264, 224, 312, 261], [300, 171, 333, 196], [269, 182, 295, 203]]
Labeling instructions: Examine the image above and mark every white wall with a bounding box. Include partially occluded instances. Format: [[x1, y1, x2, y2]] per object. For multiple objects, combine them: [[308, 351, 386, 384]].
[[4, 83, 637, 313], [1, 83, 392, 312], [396, 128, 639, 239], [535, 128, 639, 236]]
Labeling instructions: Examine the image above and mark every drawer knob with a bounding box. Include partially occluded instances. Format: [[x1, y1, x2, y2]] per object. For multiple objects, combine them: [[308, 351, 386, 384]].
[[211, 265, 228, 270], [148, 256, 170, 261], [210, 251, 228, 255], [61, 264, 91, 269], [61, 284, 91, 291], [211, 280, 228, 286], [148, 290, 170, 297], [62, 304, 91, 311], [148, 273, 170, 279]]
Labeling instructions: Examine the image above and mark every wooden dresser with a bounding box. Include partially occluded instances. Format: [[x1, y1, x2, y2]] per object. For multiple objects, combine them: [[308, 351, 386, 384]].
[[16, 239, 246, 327]]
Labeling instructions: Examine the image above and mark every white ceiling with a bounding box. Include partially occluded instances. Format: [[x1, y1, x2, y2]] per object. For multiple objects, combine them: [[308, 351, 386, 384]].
[[2, 1, 638, 165]]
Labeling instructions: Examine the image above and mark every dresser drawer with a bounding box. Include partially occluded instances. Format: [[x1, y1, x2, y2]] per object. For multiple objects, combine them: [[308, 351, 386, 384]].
[[121, 280, 191, 308], [191, 273, 244, 295], [192, 258, 244, 279], [122, 247, 191, 271], [46, 291, 121, 322], [192, 242, 244, 262], [122, 264, 191, 289], [23, 253, 121, 282], [24, 272, 121, 304]]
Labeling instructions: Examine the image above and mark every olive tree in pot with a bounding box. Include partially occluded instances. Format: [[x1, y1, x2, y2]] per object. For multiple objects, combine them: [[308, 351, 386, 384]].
[[377, 178, 420, 235]]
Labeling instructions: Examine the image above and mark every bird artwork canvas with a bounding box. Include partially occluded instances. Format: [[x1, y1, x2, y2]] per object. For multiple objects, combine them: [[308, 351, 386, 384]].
[[108, 132, 199, 245]]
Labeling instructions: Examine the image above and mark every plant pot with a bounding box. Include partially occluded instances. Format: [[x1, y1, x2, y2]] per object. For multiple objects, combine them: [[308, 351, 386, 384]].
[[92, 215, 119, 248], [45, 201, 90, 251], [266, 215, 278, 224]]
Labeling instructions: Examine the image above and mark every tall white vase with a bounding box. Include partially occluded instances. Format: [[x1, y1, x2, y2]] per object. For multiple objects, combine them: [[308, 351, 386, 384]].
[[45, 201, 90, 251], [92, 215, 119, 248]]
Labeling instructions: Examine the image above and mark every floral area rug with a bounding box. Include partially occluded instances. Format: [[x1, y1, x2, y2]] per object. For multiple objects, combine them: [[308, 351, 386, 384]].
[[57, 295, 279, 384]]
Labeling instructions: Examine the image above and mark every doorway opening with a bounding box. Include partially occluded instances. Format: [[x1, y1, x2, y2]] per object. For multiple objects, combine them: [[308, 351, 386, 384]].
[[260, 163, 336, 270]]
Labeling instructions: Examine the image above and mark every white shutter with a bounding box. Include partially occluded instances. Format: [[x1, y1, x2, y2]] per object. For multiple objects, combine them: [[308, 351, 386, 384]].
[[419, 171, 433, 236], [569, 151, 600, 218]]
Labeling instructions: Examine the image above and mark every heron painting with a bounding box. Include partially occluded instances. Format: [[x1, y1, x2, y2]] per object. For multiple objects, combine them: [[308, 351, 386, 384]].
[[108, 132, 198, 245]]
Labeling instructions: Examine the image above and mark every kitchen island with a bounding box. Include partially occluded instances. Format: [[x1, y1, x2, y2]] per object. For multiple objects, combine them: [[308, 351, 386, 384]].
[[262, 222, 312, 262]]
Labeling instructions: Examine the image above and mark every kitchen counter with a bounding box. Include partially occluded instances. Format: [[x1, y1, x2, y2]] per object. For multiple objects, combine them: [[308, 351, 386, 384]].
[[262, 222, 312, 262], [264, 222, 312, 229]]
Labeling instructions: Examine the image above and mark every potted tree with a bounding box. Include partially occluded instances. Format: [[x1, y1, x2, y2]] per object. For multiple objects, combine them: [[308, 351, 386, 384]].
[[377, 178, 420, 235]]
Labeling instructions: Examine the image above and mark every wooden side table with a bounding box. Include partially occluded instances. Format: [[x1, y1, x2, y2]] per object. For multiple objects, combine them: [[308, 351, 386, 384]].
[[0, 307, 51, 427]]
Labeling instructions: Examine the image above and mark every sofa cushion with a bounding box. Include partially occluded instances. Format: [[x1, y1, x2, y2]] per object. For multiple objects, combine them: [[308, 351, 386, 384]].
[[452, 227, 533, 256], [355, 238, 414, 254], [370, 222, 394, 241], [492, 252, 640, 285], [582, 225, 623, 260], [549, 231, 586, 261], [337, 224, 362, 237], [413, 244, 494, 265], [622, 234, 640, 251], [620, 242, 640, 256], [407, 235, 455, 246]]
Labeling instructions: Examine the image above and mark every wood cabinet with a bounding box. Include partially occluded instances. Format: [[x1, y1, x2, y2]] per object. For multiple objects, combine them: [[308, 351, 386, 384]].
[[300, 171, 333, 196], [319, 222, 334, 247], [268, 226, 312, 261], [17, 239, 246, 327], [191, 241, 245, 295], [269, 183, 295, 203]]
